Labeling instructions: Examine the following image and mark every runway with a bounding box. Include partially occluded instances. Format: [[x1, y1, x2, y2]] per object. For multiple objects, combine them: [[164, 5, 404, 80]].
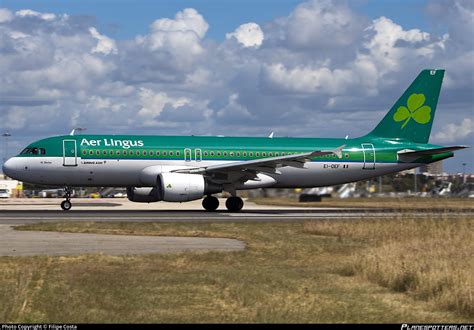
[[1, 208, 471, 225]]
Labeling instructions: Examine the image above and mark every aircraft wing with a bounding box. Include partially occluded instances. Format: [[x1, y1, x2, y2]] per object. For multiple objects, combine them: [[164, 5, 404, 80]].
[[172, 145, 346, 181]]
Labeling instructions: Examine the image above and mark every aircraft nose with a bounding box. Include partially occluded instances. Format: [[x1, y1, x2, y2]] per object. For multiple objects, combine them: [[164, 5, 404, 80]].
[[2, 158, 18, 179]]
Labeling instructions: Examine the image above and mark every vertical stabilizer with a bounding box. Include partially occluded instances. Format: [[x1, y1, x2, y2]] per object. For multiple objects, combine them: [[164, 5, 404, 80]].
[[367, 69, 444, 143]]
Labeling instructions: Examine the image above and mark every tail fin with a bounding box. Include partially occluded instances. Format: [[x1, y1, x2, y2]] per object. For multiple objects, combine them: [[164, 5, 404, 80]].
[[367, 69, 444, 144]]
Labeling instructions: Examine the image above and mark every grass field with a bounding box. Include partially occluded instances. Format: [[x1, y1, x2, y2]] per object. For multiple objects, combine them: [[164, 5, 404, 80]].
[[250, 197, 474, 210], [1, 214, 472, 323]]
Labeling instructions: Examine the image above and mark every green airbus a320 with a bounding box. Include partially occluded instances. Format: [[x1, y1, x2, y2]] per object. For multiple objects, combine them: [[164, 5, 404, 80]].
[[2, 69, 467, 211]]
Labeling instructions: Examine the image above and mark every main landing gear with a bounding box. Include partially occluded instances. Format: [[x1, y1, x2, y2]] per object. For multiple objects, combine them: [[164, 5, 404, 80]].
[[60, 187, 73, 211], [202, 195, 244, 212]]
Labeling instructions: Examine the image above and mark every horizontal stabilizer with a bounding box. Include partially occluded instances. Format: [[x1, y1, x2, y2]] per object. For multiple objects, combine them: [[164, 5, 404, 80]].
[[398, 146, 467, 157]]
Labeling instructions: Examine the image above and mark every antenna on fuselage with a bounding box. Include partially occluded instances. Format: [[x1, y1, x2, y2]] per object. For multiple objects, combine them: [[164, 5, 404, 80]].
[[70, 127, 86, 136], [345, 135, 349, 140], [269, 132, 274, 138]]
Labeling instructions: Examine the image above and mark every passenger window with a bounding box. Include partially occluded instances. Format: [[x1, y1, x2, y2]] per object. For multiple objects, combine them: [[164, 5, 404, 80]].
[[210, 151, 215, 156], [230, 151, 234, 156], [170, 151, 174, 156], [82, 150, 87, 155], [249, 152, 253, 157], [176, 151, 180, 156], [275, 152, 279, 156], [256, 152, 260, 157], [149, 151, 153, 156], [116, 150, 120, 155], [103, 150, 107, 155], [217, 152, 221, 156], [204, 151, 208, 156], [243, 152, 247, 157], [282, 152, 286, 156], [96, 150, 100, 155], [163, 151, 167, 156], [262, 152, 266, 157], [237, 152, 240, 157], [109, 150, 114, 155], [156, 151, 160, 156], [224, 152, 227, 156], [89, 150, 94, 155]]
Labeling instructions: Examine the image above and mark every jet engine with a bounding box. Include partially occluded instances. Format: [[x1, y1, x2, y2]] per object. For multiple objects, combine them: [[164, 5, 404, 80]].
[[127, 173, 221, 203]]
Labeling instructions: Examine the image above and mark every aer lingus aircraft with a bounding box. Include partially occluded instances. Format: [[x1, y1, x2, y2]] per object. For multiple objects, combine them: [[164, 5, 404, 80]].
[[2, 69, 467, 211]]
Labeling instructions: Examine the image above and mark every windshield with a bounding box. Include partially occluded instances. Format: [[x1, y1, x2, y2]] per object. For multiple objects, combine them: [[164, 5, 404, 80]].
[[20, 147, 46, 155]]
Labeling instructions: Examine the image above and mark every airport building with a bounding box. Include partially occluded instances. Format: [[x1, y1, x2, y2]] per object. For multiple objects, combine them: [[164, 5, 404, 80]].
[[420, 160, 443, 175], [0, 173, 22, 198]]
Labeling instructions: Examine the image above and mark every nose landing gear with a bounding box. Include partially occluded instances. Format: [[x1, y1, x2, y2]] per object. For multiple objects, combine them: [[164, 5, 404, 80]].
[[60, 187, 73, 211]]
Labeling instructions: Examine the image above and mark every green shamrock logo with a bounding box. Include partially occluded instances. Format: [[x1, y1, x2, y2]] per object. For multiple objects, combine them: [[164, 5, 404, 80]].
[[393, 93, 431, 128]]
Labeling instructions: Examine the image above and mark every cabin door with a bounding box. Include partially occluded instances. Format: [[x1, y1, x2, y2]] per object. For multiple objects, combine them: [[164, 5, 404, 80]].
[[63, 139, 77, 166], [361, 143, 376, 170]]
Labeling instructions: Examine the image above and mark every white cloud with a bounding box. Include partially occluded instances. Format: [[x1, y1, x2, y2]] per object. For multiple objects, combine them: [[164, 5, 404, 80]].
[[226, 23, 264, 48], [261, 63, 353, 95], [151, 8, 208, 38], [0, 8, 13, 23], [283, 0, 366, 49], [138, 88, 190, 119], [433, 118, 473, 144], [15, 9, 55, 21], [89, 27, 118, 55]]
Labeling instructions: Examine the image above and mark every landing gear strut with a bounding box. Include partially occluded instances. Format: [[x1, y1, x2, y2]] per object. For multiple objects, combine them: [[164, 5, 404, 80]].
[[202, 195, 219, 211], [61, 187, 73, 211], [225, 196, 244, 212]]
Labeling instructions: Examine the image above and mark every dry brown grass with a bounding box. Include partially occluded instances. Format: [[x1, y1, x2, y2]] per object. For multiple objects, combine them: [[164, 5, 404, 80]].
[[1, 219, 472, 323], [251, 197, 474, 210], [304, 215, 474, 316]]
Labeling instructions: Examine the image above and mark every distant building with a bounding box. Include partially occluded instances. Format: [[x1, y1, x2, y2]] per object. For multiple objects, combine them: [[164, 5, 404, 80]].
[[420, 161, 443, 175], [0, 173, 23, 197]]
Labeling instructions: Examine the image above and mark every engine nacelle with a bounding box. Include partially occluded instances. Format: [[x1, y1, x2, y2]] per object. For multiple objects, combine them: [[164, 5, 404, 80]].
[[159, 173, 206, 202], [126, 187, 161, 203], [128, 173, 222, 203]]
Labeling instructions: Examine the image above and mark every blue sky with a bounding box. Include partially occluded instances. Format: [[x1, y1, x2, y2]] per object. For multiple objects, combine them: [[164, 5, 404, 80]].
[[0, 0, 472, 173]]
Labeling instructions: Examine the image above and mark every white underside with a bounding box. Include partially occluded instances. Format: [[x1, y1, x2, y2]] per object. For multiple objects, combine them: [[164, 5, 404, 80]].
[[6, 157, 419, 188]]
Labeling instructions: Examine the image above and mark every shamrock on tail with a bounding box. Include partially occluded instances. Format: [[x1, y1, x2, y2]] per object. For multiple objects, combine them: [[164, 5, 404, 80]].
[[393, 93, 431, 128]]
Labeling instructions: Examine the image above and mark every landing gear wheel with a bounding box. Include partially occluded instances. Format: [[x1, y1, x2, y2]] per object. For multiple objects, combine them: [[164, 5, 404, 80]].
[[226, 196, 244, 212], [61, 200, 72, 211], [202, 196, 219, 211], [61, 186, 73, 211]]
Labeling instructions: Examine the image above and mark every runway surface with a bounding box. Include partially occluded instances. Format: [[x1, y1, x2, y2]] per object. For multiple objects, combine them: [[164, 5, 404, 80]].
[[1, 208, 471, 225], [0, 224, 245, 256]]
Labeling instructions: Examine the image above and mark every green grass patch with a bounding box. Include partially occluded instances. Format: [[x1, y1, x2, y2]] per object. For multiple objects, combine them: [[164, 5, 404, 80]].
[[1, 219, 472, 323]]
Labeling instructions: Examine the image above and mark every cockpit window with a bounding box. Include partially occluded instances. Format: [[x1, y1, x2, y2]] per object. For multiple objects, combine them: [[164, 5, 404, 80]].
[[19, 147, 46, 155]]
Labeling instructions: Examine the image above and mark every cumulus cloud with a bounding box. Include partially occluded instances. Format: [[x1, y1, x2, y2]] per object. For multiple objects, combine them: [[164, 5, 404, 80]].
[[226, 23, 264, 48], [89, 27, 118, 55], [0, 8, 13, 23], [433, 118, 473, 144]]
